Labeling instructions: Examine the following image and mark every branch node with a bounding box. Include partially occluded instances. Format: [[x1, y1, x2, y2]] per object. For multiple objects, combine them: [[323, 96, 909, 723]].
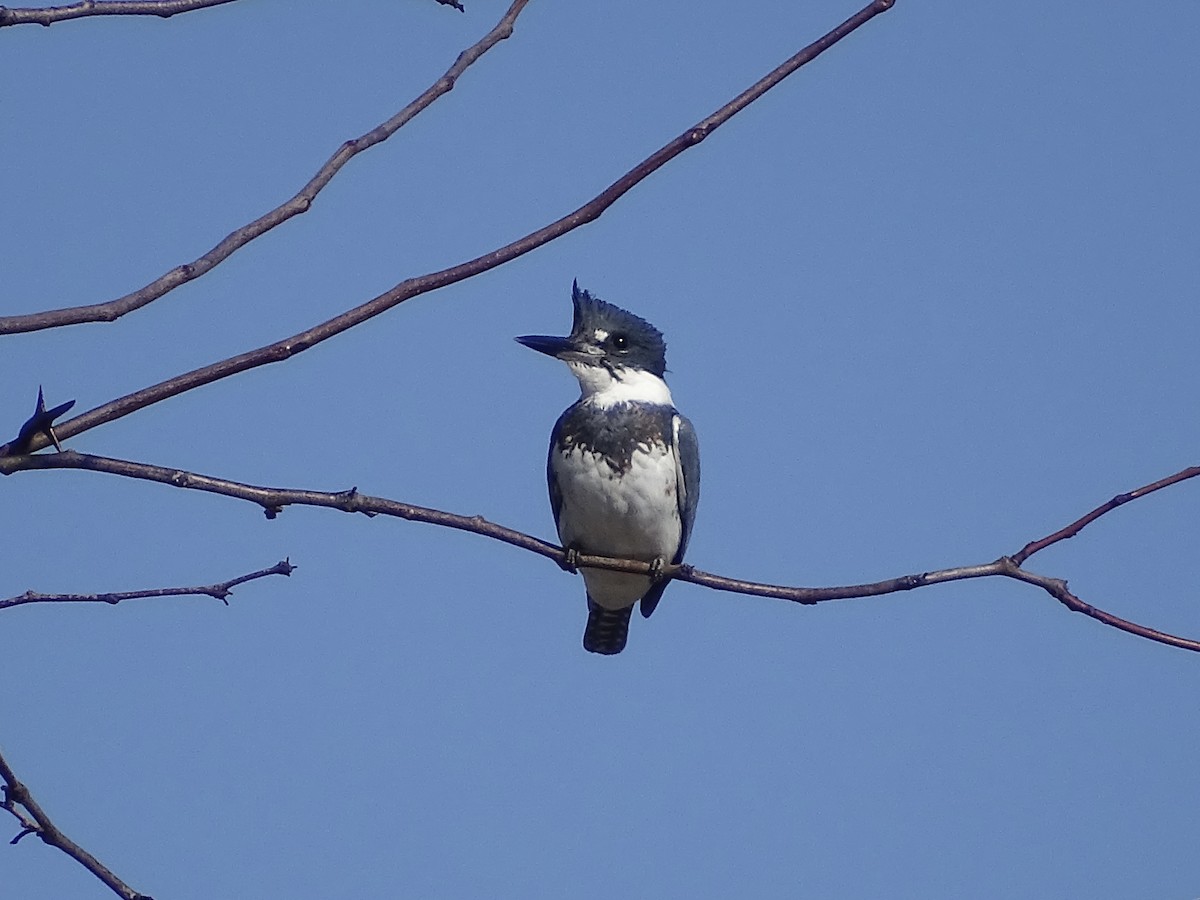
[[207, 588, 232, 605]]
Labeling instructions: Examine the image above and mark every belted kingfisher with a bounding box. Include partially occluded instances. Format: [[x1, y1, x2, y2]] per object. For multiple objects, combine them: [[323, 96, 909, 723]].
[[516, 281, 700, 655]]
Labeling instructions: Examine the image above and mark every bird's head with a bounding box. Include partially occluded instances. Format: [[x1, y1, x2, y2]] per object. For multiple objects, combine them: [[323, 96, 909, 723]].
[[516, 282, 669, 404]]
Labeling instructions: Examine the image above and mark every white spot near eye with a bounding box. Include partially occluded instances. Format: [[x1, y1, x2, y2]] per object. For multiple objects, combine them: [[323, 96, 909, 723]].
[[593, 328, 608, 342]]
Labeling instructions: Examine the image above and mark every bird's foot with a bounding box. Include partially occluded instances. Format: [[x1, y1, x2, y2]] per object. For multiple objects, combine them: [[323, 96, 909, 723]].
[[559, 546, 580, 574], [648, 556, 667, 583]]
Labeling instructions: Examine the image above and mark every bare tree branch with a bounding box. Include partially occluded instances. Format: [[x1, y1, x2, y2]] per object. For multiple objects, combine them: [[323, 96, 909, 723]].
[[0, 747, 152, 900], [1011, 465, 1200, 565], [0, 557, 291, 894], [0, 0, 531, 334], [0, 0, 897, 455], [3, 449, 1196, 652], [1, 559, 293, 611], [0, 0, 239, 28]]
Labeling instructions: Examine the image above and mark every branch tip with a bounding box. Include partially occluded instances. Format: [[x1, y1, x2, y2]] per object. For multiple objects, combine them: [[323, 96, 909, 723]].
[[2, 560, 292, 611]]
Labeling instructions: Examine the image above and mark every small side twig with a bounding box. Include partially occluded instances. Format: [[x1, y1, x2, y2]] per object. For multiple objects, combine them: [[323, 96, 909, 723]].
[[0, 747, 152, 900], [0, 559, 293, 611], [1012, 465, 1200, 564]]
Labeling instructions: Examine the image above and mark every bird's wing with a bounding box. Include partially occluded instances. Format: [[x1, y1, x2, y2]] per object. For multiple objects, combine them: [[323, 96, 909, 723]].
[[547, 413, 567, 534], [672, 412, 701, 564], [640, 410, 700, 620]]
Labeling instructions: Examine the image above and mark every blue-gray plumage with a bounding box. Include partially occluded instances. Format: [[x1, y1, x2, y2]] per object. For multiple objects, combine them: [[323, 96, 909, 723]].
[[516, 281, 700, 654]]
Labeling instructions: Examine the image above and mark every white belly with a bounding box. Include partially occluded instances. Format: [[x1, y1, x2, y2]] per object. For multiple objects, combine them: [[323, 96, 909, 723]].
[[553, 443, 682, 610]]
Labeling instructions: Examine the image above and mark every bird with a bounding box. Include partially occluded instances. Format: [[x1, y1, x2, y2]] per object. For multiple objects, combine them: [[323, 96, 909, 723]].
[[516, 281, 700, 654]]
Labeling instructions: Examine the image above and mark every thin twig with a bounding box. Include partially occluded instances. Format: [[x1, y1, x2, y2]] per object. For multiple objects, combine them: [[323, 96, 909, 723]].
[[1012, 465, 1200, 565], [0, 0, 530, 334], [0, 559, 293, 611], [0, 747, 152, 900], [0, 0, 897, 453], [3, 449, 1196, 653], [0, 0, 238, 28]]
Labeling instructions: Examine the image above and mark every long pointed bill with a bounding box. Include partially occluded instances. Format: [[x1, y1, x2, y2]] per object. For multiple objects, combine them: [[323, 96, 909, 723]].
[[515, 334, 574, 359]]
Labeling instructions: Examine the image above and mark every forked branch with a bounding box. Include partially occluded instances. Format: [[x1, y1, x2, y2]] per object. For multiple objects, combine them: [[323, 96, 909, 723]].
[[0, 748, 151, 900], [0, 0, 531, 333]]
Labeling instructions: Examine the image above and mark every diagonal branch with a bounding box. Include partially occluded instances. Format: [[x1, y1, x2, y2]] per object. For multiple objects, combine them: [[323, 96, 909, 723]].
[[1, 559, 293, 611], [3, 449, 1196, 653], [1011, 465, 1200, 565], [0, 0, 240, 28], [0, 747, 151, 900], [0, 0, 531, 334], [0, 0, 898, 453]]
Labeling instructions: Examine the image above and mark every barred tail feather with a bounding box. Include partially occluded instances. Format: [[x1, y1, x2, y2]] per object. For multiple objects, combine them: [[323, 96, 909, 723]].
[[583, 599, 633, 655]]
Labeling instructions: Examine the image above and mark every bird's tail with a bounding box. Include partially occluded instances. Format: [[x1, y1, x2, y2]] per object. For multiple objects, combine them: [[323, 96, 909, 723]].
[[583, 598, 633, 655]]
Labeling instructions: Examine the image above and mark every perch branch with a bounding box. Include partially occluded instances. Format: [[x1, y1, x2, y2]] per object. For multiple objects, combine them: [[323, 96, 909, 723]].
[[1, 559, 293, 611], [3, 450, 1196, 652], [0, 747, 151, 900], [0, 0, 530, 333], [0, 0, 897, 454]]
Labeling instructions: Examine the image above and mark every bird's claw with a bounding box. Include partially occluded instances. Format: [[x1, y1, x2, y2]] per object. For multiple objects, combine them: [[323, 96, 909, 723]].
[[648, 556, 666, 583], [559, 546, 580, 574]]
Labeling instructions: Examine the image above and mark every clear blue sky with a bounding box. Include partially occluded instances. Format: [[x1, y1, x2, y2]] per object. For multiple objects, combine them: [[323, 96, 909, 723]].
[[3, 2, 1199, 897]]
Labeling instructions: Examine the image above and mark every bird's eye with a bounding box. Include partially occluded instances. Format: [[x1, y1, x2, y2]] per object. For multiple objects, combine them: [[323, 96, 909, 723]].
[[611, 334, 628, 351]]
